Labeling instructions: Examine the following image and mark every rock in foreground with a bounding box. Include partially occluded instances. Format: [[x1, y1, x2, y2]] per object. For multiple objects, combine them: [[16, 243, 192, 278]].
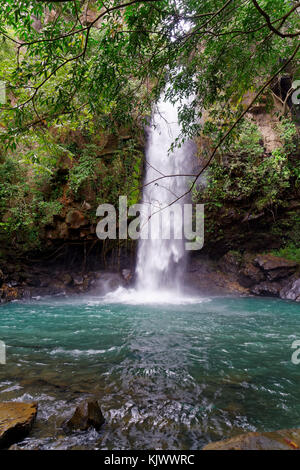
[[203, 428, 300, 450], [0, 402, 38, 448], [66, 400, 105, 431]]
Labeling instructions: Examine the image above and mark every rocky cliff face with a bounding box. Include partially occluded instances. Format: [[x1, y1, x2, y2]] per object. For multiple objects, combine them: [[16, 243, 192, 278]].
[[1, 248, 299, 303], [185, 252, 300, 302], [188, 86, 300, 301], [0, 120, 143, 275]]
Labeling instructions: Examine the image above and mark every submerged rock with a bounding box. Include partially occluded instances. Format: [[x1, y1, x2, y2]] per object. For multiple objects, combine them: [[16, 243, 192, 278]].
[[0, 402, 38, 449], [66, 400, 105, 431], [203, 428, 300, 450]]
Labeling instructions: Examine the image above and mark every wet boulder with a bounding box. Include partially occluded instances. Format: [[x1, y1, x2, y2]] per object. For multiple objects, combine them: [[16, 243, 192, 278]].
[[251, 281, 282, 297], [254, 254, 298, 281], [0, 402, 38, 449], [238, 262, 265, 287], [66, 400, 105, 432]]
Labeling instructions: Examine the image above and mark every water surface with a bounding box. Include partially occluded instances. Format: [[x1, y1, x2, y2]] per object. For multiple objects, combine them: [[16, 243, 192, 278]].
[[0, 295, 299, 449]]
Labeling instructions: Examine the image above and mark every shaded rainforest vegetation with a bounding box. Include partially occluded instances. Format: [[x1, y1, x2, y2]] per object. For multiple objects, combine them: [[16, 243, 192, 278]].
[[0, 0, 299, 265]]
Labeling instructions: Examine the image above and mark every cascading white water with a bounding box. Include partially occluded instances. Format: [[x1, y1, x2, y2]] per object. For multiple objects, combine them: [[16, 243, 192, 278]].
[[135, 96, 194, 294], [102, 95, 203, 304]]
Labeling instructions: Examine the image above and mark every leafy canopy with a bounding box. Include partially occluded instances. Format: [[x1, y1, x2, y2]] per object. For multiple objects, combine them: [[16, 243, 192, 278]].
[[0, 0, 299, 152]]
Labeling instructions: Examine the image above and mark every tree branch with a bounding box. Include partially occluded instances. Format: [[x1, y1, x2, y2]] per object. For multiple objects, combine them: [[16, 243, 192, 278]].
[[143, 41, 300, 221], [252, 0, 300, 38]]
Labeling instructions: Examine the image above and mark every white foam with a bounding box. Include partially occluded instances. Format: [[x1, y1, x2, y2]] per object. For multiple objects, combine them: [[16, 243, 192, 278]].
[[49, 346, 117, 357], [90, 286, 210, 306]]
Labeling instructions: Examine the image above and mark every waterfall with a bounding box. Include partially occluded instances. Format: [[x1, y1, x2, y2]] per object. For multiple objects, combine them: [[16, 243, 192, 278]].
[[101, 95, 200, 304], [135, 96, 194, 294]]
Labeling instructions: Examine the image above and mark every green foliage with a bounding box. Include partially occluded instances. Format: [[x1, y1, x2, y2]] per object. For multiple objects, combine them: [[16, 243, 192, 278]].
[[255, 149, 291, 211], [276, 117, 300, 183], [0, 125, 144, 251], [270, 244, 300, 264], [0, 153, 63, 250], [121, 140, 142, 206], [0, 0, 299, 256], [95, 140, 143, 207], [198, 118, 299, 215], [0, 0, 298, 148], [67, 137, 142, 208], [231, 122, 264, 159], [19, 130, 73, 176], [69, 145, 98, 195], [270, 210, 300, 247], [198, 114, 300, 248], [277, 117, 298, 155]]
